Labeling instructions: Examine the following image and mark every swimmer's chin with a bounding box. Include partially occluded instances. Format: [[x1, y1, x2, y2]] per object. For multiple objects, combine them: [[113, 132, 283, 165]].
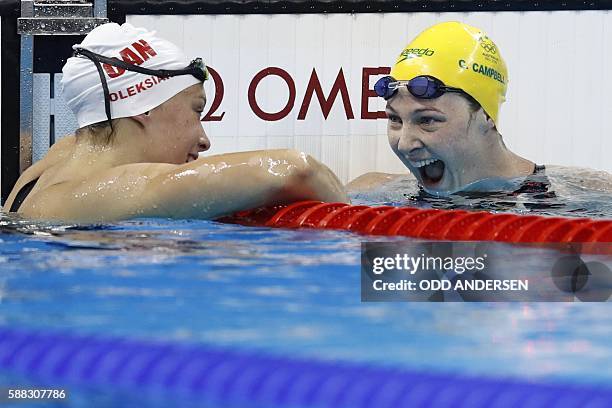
[[419, 178, 455, 197], [419, 173, 495, 196], [417, 170, 469, 197], [414, 167, 455, 196]]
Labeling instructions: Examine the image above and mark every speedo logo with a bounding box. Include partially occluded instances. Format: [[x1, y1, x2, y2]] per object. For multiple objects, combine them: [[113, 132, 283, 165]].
[[397, 48, 435, 63]]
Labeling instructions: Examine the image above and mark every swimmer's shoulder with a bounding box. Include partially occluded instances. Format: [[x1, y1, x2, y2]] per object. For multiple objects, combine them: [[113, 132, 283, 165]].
[[542, 165, 612, 193], [544, 164, 612, 194], [3, 135, 77, 212], [31, 135, 76, 173], [346, 172, 407, 192], [17, 161, 174, 221]]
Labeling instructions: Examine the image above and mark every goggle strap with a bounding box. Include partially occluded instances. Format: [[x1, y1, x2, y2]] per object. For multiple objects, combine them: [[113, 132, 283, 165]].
[[76, 50, 114, 130], [96, 61, 114, 132], [74, 48, 207, 82]]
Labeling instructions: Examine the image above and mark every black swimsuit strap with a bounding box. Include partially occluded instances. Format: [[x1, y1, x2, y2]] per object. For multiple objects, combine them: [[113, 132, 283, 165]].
[[513, 165, 549, 195], [10, 178, 39, 212]]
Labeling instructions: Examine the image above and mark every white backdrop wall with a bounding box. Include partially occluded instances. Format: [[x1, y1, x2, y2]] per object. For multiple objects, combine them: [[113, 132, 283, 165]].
[[68, 12, 612, 182]]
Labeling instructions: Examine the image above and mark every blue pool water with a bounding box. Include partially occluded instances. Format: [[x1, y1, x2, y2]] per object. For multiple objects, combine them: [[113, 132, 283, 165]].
[[1, 169, 612, 407]]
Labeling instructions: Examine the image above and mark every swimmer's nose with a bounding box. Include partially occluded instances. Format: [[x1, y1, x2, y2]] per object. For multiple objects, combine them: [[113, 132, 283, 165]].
[[397, 132, 424, 154], [199, 131, 211, 152]]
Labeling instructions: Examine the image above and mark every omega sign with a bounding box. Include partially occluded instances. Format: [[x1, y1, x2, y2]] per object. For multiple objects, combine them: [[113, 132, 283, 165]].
[[202, 66, 391, 122]]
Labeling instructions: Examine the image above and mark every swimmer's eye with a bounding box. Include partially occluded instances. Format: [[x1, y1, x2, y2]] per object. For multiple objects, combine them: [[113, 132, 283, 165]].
[[388, 114, 402, 124], [417, 116, 440, 126]]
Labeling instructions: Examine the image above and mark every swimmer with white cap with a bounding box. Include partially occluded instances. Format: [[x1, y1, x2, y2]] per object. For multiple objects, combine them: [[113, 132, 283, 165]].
[[4, 23, 347, 221], [347, 22, 540, 195]]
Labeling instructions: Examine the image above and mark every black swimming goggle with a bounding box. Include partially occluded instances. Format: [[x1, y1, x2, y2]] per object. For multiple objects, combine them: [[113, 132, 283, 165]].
[[73, 47, 209, 130], [374, 75, 466, 101]]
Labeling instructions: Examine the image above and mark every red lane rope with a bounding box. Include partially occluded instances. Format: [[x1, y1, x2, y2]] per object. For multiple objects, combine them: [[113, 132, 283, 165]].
[[219, 201, 612, 243]]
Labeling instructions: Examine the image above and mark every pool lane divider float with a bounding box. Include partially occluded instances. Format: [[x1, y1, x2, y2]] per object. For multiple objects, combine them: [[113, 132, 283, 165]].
[[219, 201, 612, 243], [1, 327, 611, 408]]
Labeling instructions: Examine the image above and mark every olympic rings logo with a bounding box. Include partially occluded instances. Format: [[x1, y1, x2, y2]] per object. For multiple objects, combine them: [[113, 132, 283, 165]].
[[479, 38, 497, 54]]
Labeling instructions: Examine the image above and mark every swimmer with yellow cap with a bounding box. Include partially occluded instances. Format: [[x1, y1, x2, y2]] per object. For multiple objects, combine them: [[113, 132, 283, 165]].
[[348, 21, 538, 195], [4, 23, 347, 221]]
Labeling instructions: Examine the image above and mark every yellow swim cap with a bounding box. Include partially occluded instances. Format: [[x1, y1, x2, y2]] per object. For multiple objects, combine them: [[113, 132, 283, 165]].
[[391, 21, 507, 125]]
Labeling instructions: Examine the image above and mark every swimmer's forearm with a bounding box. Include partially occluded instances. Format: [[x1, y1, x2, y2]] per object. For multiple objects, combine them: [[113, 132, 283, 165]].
[[147, 149, 348, 219]]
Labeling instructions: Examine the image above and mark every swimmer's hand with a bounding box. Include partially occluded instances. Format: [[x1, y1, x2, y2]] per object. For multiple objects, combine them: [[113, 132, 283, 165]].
[[266, 151, 350, 205]]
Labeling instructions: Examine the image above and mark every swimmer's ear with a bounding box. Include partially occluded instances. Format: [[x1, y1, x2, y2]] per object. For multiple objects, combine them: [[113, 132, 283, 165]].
[[480, 110, 496, 134], [130, 112, 152, 128]]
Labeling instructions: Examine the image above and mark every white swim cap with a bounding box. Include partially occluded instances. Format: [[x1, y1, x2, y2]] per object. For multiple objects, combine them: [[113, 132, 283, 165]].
[[61, 22, 202, 128]]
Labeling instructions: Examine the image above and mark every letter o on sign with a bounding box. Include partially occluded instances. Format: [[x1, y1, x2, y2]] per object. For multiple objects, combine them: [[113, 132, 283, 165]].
[[248, 67, 296, 121]]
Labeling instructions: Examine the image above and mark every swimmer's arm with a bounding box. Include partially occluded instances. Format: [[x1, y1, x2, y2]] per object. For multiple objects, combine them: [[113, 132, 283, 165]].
[[22, 149, 348, 222], [346, 172, 404, 192], [144, 149, 349, 219]]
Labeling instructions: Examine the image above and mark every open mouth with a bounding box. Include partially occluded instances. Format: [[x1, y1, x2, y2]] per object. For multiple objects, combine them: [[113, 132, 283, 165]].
[[415, 159, 445, 187]]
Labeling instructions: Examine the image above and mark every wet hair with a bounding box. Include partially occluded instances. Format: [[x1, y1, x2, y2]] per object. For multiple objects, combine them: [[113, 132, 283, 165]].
[[462, 93, 481, 114], [75, 120, 118, 145]]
